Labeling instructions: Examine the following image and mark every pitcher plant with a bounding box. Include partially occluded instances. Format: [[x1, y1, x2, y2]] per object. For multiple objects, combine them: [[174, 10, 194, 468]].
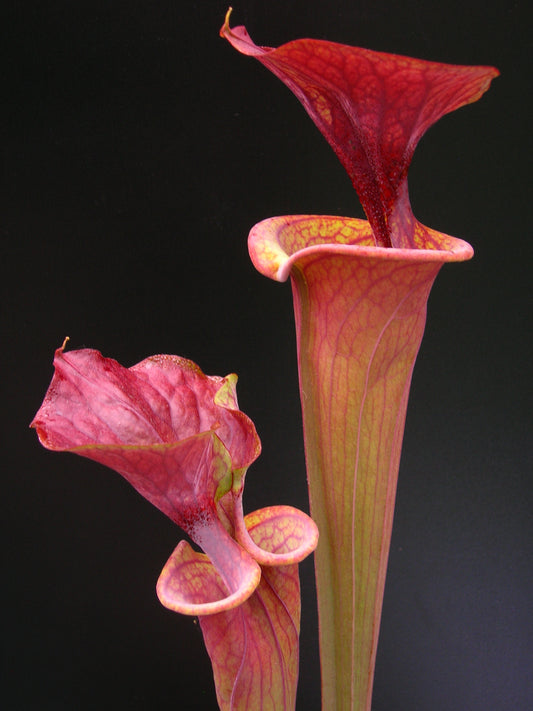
[[221, 9, 498, 710]]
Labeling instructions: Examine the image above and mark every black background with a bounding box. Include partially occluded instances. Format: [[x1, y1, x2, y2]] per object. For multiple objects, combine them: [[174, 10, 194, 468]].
[[3, 1, 531, 709]]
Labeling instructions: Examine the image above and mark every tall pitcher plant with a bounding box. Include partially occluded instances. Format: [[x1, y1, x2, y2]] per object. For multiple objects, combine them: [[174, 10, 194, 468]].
[[31, 10, 498, 711], [222, 9, 498, 711]]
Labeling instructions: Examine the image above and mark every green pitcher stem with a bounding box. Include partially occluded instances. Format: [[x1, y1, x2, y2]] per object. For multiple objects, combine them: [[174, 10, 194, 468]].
[[290, 261, 438, 710]]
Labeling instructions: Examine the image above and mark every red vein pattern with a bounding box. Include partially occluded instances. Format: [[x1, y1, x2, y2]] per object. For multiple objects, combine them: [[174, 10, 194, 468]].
[[221, 10, 498, 248]]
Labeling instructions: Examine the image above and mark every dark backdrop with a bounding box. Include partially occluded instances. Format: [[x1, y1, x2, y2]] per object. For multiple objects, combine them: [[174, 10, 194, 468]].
[[3, 1, 531, 709]]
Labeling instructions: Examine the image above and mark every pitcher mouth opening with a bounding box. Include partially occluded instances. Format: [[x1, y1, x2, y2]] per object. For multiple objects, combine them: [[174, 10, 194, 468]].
[[248, 214, 474, 283]]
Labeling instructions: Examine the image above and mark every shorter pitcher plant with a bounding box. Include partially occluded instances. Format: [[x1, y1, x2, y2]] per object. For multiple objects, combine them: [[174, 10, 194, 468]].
[[32, 10, 498, 711], [32, 343, 318, 710]]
